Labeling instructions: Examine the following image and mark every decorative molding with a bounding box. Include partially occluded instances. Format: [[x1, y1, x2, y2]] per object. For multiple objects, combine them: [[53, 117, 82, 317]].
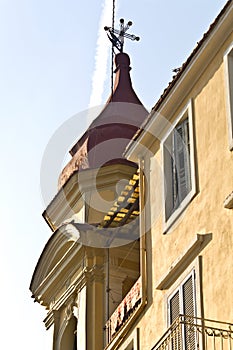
[[32, 240, 84, 305], [224, 191, 233, 209], [156, 233, 212, 290], [54, 271, 86, 309], [43, 272, 86, 330], [64, 294, 77, 322], [44, 309, 59, 330]]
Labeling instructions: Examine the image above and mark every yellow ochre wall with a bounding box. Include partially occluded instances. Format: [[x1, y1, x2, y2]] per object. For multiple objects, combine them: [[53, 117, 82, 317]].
[[126, 32, 233, 350]]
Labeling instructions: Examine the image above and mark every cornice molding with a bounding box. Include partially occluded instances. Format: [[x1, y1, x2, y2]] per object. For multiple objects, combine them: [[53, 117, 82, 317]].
[[43, 275, 86, 330], [32, 241, 84, 306]]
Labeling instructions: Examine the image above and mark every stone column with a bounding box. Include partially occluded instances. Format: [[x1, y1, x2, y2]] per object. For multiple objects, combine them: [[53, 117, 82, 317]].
[[85, 248, 105, 350]]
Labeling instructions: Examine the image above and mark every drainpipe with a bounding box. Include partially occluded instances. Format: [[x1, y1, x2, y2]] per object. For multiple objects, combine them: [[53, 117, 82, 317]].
[[138, 155, 147, 305]]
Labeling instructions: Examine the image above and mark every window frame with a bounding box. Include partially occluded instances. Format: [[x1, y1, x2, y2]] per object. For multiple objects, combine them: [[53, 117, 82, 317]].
[[224, 42, 233, 151], [162, 100, 196, 233]]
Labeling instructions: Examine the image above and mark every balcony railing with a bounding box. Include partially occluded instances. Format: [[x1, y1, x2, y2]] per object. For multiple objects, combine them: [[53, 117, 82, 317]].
[[152, 315, 233, 350], [105, 276, 142, 344]]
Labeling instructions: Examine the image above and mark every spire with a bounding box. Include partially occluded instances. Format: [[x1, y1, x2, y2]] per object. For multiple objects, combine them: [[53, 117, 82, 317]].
[[58, 53, 148, 189], [107, 52, 143, 105]]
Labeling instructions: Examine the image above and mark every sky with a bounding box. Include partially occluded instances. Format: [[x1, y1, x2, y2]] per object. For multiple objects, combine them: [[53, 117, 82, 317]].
[[0, 0, 227, 349]]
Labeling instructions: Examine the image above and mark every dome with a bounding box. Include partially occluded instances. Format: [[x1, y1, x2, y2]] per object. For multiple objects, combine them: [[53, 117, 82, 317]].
[[58, 53, 148, 189]]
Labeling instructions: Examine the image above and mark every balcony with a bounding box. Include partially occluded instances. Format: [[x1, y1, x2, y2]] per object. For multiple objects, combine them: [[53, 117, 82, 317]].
[[152, 315, 233, 350], [105, 276, 142, 345]]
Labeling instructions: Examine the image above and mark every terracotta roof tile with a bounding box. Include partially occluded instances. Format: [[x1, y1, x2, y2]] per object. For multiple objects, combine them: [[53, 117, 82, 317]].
[[152, 0, 232, 112]]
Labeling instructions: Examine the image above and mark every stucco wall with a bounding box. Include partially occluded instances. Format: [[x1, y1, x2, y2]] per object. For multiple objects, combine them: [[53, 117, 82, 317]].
[[129, 31, 233, 350]]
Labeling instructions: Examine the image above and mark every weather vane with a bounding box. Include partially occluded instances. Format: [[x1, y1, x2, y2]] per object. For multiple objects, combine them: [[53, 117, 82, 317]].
[[104, 18, 140, 52]]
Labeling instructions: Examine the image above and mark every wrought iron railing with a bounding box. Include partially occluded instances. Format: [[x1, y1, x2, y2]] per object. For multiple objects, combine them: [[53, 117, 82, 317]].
[[105, 276, 142, 344], [152, 315, 233, 350]]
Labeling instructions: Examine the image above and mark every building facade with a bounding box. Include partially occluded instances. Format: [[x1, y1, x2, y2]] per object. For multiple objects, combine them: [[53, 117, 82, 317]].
[[30, 1, 233, 349]]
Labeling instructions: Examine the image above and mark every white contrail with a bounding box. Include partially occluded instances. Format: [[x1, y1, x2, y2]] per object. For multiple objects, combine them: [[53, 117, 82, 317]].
[[88, 0, 117, 114]]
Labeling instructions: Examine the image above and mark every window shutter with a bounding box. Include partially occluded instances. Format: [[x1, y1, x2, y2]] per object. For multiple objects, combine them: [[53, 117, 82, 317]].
[[182, 274, 196, 350], [164, 133, 175, 220], [173, 119, 191, 205], [169, 290, 180, 324], [169, 291, 182, 350], [183, 275, 195, 317], [168, 272, 196, 325]]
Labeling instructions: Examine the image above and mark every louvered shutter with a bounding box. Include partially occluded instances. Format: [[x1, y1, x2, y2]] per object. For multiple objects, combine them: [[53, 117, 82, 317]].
[[168, 272, 196, 350], [170, 291, 180, 324], [182, 275, 196, 350], [173, 119, 191, 206], [164, 133, 175, 220], [183, 275, 195, 317], [169, 291, 181, 350]]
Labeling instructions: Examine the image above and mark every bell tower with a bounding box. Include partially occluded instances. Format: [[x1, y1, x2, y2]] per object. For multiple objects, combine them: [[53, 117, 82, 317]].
[[30, 6, 148, 350]]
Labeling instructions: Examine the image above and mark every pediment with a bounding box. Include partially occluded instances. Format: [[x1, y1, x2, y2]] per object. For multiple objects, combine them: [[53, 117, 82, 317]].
[[30, 225, 81, 298]]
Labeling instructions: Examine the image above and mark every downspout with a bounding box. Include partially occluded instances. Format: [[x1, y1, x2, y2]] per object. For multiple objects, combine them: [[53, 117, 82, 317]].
[[139, 156, 147, 305]]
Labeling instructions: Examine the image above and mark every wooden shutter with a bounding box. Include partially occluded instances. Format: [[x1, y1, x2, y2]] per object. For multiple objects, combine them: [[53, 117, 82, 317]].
[[182, 275, 195, 317], [173, 119, 191, 206], [168, 272, 196, 350], [182, 274, 196, 350], [168, 272, 196, 324], [169, 290, 181, 350], [164, 133, 175, 220], [169, 290, 180, 324]]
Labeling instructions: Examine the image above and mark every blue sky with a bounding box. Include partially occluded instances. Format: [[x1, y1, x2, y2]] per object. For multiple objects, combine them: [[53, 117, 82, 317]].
[[0, 0, 226, 348]]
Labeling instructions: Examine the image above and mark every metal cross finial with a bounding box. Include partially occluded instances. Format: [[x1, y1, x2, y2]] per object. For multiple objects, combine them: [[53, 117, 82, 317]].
[[104, 18, 140, 52]]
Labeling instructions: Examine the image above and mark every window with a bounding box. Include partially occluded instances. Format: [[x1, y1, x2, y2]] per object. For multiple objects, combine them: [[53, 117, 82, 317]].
[[168, 271, 196, 350], [224, 42, 233, 150], [168, 271, 196, 324], [162, 101, 196, 231]]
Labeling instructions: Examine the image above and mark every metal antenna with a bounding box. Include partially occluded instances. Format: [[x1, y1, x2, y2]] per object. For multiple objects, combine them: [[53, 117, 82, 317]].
[[110, 0, 116, 101], [104, 18, 140, 53]]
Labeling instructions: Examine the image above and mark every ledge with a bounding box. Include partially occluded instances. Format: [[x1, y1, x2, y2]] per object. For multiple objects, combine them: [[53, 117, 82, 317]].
[[156, 233, 212, 290], [224, 191, 233, 209]]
